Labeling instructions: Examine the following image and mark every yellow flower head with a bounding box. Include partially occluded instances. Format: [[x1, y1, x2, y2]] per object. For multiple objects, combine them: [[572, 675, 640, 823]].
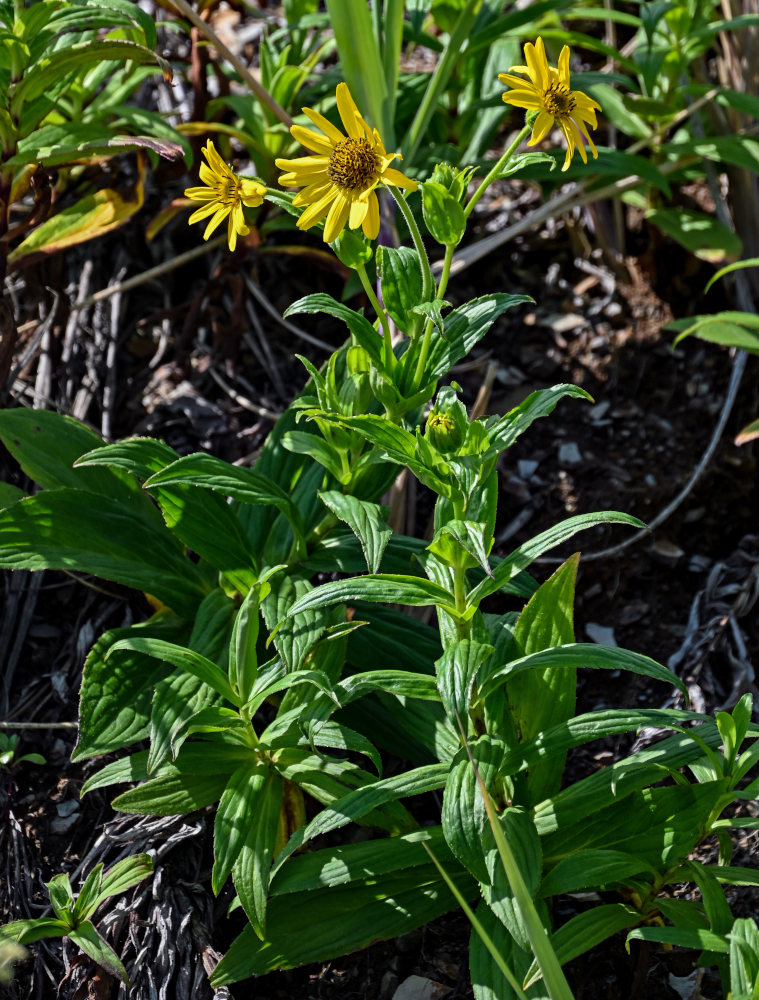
[[499, 37, 602, 171], [185, 140, 266, 251], [275, 82, 418, 243]]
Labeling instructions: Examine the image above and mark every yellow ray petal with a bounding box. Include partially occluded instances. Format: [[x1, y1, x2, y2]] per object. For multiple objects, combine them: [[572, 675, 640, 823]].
[[203, 204, 231, 240], [362, 190, 380, 240], [188, 201, 220, 224], [557, 46, 571, 88], [323, 190, 350, 242], [530, 110, 555, 144], [302, 106, 345, 144], [335, 82, 362, 140], [185, 187, 216, 201], [381, 167, 418, 190], [290, 125, 335, 156], [298, 188, 336, 230], [349, 195, 369, 230], [292, 179, 333, 207]]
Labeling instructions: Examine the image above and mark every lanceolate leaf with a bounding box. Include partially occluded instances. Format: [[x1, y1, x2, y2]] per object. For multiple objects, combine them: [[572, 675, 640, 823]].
[[319, 491, 392, 573], [108, 637, 239, 706], [487, 385, 592, 453], [467, 511, 645, 606], [284, 293, 382, 362], [276, 575, 456, 628], [479, 643, 687, 701], [144, 453, 304, 541], [425, 294, 533, 381], [73, 612, 189, 761], [213, 762, 270, 895], [232, 768, 283, 938], [68, 921, 129, 985]]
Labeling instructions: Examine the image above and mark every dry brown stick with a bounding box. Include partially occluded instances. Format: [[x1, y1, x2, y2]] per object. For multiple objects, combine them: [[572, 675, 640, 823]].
[[166, 0, 293, 128]]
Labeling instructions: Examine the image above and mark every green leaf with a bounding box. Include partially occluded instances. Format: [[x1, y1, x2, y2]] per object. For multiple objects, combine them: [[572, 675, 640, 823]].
[[0, 408, 148, 501], [539, 850, 654, 897], [482, 808, 544, 954], [524, 904, 641, 988], [442, 735, 507, 884], [144, 453, 304, 544], [68, 920, 129, 985], [425, 294, 533, 383], [467, 511, 645, 606], [486, 385, 592, 454], [506, 555, 579, 804], [72, 612, 187, 761], [111, 744, 249, 815], [435, 639, 493, 728], [11, 40, 169, 117], [232, 767, 283, 938], [729, 918, 759, 997], [87, 854, 154, 916], [262, 574, 328, 672], [646, 208, 742, 264], [7, 121, 182, 168], [284, 293, 382, 363], [376, 246, 424, 332], [325, 0, 392, 142], [213, 761, 269, 895], [626, 926, 729, 953], [108, 637, 239, 706], [0, 917, 68, 946], [211, 830, 472, 984], [275, 574, 456, 630], [273, 763, 448, 874], [666, 312, 759, 356], [229, 584, 263, 705], [319, 491, 391, 574], [421, 181, 466, 246], [470, 901, 532, 1000], [0, 489, 207, 618], [479, 642, 687, 702]]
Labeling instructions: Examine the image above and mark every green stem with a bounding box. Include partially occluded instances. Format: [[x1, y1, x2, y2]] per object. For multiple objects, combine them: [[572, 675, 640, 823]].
[[387, 185, 433, 303], [411, 243, 454, 390], [356, 261, 394, 370], [465, 123, 531, 219]]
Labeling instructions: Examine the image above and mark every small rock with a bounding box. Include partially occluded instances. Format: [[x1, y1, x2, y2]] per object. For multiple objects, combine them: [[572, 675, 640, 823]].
[[50, 813, 79, 834], [550, 313, 585, 334], [517, 459, 539, 479], [585, 622, 617, 646], [380, 971, 400, 1000], [651, 539, 684, 559], [393, 975, 450, 1000], [558, 442, 582, 465], [588, 401, 610, 421], [56, 800, 79, 818], [617, 600, 650, 626], [668, 969, 705, 1000], [688, 554, 712, 573]]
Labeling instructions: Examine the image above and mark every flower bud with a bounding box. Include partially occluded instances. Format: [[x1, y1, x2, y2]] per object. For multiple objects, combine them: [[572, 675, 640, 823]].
[[425, 409, 463, 453]]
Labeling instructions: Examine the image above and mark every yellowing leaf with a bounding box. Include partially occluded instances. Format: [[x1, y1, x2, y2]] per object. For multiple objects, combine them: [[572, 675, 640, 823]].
[[9, 158, 145, 265]]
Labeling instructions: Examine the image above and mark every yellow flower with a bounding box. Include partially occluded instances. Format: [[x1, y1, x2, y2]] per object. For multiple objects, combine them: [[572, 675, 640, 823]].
[[499, 37, 602, 171], [185, 140, 266, 251], [275, 82, 418, 243]]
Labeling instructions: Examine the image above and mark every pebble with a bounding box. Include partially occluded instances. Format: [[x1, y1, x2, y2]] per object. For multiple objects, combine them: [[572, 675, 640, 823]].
[[585, 622, 618, 647], [517, 459, 539, 479], [393, 976, 450, 1000], [558, 442, 582, 465]]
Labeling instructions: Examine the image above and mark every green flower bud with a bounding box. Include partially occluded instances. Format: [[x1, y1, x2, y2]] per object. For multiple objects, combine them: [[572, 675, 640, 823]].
[[425, 409, 464, 453], [346, 345, 372, 376], [429, 162, 477, 205]]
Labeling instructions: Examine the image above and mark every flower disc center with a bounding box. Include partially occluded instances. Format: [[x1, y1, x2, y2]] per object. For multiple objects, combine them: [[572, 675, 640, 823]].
[[328, 138, 380, 190], [544, 84, 575, 118]]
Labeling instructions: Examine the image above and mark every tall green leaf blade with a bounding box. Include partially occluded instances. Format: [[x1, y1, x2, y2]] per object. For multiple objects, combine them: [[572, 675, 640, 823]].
[[213, 762, 269, 895], [325, 0, 391, 141], [284, 294, 382, 362], [487, 385, 591, 454], [425, 294, 533, 382], [277, 575, 456, 625]]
